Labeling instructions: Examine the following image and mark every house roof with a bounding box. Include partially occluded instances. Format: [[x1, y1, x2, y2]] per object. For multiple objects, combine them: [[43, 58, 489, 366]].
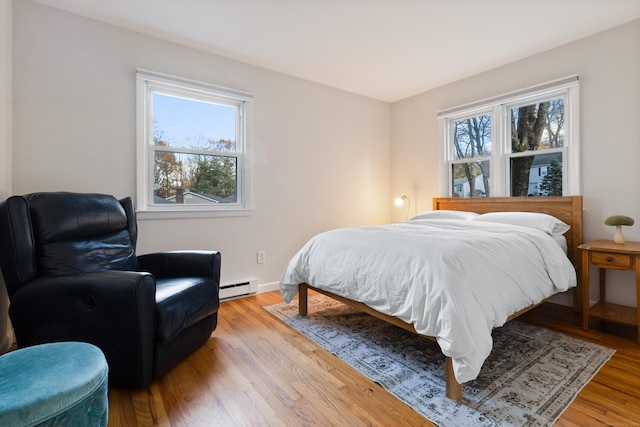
[[162, 190, 236, 204]]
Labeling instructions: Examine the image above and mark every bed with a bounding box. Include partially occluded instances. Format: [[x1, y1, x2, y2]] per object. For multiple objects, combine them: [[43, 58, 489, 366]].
[[279, 196, 583, 401]]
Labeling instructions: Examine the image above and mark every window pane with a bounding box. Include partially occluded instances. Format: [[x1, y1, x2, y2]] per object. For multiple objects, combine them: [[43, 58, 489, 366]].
[[153, 93, 237, 152], [453, 114, 492, 160], [510, 152, 562, 197], [511, 98, 564, 153], [452, 161, 490, 198], [154, 151, 237, 204]]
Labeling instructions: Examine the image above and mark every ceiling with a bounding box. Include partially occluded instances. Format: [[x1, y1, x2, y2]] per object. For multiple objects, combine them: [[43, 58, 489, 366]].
[[30, 0, 640, 103]]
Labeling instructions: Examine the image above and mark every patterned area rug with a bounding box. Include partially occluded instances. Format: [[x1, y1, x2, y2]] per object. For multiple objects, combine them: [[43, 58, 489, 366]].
[[265, 295, 614, 427]]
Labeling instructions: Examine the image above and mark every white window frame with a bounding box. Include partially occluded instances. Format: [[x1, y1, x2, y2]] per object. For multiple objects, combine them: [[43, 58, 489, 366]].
[[438, 75, 580, 197], [136, 69, 253, 218]]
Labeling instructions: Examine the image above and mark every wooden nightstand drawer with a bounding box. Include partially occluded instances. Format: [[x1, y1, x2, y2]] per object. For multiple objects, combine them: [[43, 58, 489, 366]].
[[591, 251, 632, 268]]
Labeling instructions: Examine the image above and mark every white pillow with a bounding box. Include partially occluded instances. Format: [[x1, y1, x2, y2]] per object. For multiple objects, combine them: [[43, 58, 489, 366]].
[[472, 212, 570, 236], [410, 210, 479, 221]]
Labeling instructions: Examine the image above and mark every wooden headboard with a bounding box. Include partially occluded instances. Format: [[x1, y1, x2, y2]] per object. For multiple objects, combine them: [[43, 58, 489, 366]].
[[433, 196, 583, 271]]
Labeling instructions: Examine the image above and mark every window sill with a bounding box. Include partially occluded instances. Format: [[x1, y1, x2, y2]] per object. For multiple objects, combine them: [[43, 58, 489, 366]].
[[136, 208, 253, 220]]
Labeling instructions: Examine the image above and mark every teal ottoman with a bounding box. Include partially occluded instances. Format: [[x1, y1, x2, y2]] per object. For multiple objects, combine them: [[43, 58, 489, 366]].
[[0, 342, 108, 426]]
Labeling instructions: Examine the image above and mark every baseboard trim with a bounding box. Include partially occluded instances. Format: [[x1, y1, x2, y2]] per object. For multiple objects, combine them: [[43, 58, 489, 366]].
[[258, 281, 280, 294]]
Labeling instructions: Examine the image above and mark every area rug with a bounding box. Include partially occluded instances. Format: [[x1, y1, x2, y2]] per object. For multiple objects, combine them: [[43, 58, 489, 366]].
[[265, 295, 615, 427]]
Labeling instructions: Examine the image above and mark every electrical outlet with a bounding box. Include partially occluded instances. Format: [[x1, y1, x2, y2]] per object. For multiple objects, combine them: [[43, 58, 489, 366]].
[[257, 250, 266, 264]]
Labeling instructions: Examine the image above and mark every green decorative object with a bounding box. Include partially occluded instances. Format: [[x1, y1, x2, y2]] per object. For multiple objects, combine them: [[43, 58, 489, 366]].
[[604, 215, 635, 244]]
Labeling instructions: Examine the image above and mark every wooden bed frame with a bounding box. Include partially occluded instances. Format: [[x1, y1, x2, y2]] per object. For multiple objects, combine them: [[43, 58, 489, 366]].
[[297, 196, 583, 402]]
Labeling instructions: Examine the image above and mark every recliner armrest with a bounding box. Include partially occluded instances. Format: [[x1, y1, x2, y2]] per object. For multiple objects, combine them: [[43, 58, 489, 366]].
[[137, 251, 221, 283], [9, 270, 157, 386], [11, 270, 156, 312], [10, 271, 157, 335]]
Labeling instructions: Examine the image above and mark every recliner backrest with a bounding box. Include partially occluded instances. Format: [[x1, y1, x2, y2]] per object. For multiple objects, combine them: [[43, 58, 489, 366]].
[[0, 192, 139, 297]]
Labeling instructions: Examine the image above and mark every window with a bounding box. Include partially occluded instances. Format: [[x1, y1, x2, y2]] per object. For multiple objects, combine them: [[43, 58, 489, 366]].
[[439, 76, 579, 198], [136, 70, 253, 217], [450, 112, 492, 197]]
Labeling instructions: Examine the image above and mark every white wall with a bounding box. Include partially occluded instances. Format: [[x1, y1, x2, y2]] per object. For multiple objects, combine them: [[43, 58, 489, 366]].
[[0, 0, 12, 353], [0, 0, 9, 199], [391, 19, 640, 306], [12, 1, 391, 290]]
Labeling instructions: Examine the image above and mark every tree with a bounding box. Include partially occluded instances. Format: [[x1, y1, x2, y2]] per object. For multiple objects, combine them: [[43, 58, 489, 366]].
[[183, 138, 236, 199], [152, 123, 185, 199], [453, 115, 491, 196], [510, 102, 550, 196], [545, 99, 565, 148], [538, 158, 562, 196], [187, 155, 236, 199], [153, 141, 183, 199], [152, 132, 238, 202]]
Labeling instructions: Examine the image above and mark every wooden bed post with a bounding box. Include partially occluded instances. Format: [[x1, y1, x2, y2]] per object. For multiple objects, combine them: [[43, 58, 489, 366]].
[[299, 283, 308, 316], [446, 358, 462, 402]]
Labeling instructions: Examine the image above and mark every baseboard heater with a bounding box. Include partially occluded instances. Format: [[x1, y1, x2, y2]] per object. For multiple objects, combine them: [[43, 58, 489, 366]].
[[220, 279, 258, 300]]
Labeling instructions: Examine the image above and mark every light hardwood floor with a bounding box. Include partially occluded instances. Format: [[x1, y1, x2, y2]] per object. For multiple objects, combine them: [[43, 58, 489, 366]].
[[108, 291, 640, 426]]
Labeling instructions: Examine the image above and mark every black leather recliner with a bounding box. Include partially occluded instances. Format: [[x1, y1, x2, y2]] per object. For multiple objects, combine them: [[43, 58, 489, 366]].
[[0, 192, 221, 387]]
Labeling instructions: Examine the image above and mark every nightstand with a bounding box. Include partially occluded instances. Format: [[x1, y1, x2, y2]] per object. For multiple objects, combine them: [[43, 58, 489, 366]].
[[578, 240, 640, 343]]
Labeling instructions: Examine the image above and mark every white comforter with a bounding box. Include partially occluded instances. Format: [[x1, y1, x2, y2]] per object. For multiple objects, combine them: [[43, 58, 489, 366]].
[[279, 219, 576, 383]]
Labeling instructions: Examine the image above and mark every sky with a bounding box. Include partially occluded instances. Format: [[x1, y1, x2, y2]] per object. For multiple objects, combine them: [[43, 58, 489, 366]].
[[153, 93, 236, 147]]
